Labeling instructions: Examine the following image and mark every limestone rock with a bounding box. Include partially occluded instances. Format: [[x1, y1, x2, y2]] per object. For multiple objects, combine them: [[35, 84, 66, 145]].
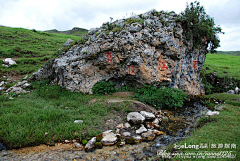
[[141, 130, 156, 141], [73, 120, 83, 123], [227, 90, 235, 94], [0, 81, 4, 87], [152, 118, 160, 125], [2, 58, 17, 67], [30, 9, 207, 96], [0, 87, 5, 92], [74, 142, 82, 148], [101, 130, 117, 146], [153, 129, 164, 135], [85, 137, 96, 152], [63, 39, 73, 46], [136, 125, 147, 134], [116, 124, 124, 129], [206, 111, 220, 116], [132, 135, 142, 142], [140, 111, 155, 119], [127, 112, 145, 124], [124, 122, 131, 128], [235, 87, 239, 94], [6, 87, 27, 94], [122, 132, 131, 137]]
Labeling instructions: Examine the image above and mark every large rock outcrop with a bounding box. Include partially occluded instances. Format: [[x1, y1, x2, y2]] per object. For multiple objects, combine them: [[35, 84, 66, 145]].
[[30, 9, 207, 96]]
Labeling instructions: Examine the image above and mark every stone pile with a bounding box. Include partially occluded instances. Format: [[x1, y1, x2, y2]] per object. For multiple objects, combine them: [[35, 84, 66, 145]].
[[0, 76, 31, 98], [83, 110, 165, 152], [30, 9, 208, 96]]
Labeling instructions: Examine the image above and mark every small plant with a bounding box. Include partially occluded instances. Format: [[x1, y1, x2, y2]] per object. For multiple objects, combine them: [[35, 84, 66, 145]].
[[96, 134, 103, 142], [82, 140, 88, 145], [94, 142, 103, 149], [92, 81, 116, 95], [125, 137, 135, 145]]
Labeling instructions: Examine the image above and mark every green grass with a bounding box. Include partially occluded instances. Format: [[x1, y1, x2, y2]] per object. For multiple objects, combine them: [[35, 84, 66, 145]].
[[0, 26, 84, 76], [0, 82, 132, 149], [167, 104, 240, 161], [202, 93, 240, 107], [203, 53, 240, 80]]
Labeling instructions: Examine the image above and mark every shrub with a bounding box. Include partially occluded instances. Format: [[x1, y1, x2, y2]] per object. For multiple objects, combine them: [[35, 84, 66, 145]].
[[178, 1, 224, 53], [92, 81, 116, 95], [134, 85, 187, 109]]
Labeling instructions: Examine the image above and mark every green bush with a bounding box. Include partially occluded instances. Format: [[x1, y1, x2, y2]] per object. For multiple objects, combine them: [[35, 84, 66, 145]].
[[134, 85, 187, 109], [178, 1, 224, 53], [92, 81, 116, 95]]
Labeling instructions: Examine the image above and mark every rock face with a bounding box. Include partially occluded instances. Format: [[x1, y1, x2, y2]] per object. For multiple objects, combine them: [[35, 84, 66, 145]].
[[30, 9, 207, 96]]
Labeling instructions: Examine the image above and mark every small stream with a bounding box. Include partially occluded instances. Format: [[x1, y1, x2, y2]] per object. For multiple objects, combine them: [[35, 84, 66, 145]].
[[0, 101, 209, 160]]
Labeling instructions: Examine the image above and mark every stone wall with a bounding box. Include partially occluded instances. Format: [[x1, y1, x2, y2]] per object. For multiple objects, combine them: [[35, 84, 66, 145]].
[[30, 9, 207, 96]]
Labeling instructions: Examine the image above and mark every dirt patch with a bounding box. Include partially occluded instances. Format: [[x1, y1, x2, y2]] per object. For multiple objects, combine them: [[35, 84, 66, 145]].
[[112, 92, 134, 97], [1, 71, 24, 81]]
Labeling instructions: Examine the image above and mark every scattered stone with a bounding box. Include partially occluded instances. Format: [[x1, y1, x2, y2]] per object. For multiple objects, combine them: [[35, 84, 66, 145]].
[[153, 130, 164, 136], [23, 75, 28, 80], [122, 132, 131, 137], [64, 140, 70, 143], [152, 118, 160, 125], [227, 90, 235, 94], [140, 111, 155, 119], [2, 58, 17, 67], [132, 135, 142, 143], [85, 137, 96, 152], [6, 87, 27, 94], [127, 112, 145, 124], [73, 120, 83, 123], [116, 124, 124, 129], [124, 122, 131, 128], [101, 130, 117, 146], [0, 87, 5, 92], [0, 81, 4, 87], [141, 130, 156, 141], [74, 142, 81, 148], [206, 111, 220, 116], [116, 129, 120, 134], [235, 87, 239, 94], [22, 83, 31, 89], [136, 125, 147, 134], [145, 122, 159, 129]]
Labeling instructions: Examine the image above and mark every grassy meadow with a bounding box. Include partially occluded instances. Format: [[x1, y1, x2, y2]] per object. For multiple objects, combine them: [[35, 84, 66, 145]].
[[0, 81, 132, 149], [203, 53, 240, 80], [0, 26, 83, 76]]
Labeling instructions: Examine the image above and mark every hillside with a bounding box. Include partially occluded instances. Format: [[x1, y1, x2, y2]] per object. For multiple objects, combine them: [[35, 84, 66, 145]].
[[44, 27, 88, 37], [0, 26, 83, 77], [216, 51, 240, 56]]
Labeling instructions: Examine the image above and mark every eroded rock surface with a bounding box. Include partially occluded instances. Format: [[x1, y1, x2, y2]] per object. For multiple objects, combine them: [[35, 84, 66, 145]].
[[30, 9, 207, 96]]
